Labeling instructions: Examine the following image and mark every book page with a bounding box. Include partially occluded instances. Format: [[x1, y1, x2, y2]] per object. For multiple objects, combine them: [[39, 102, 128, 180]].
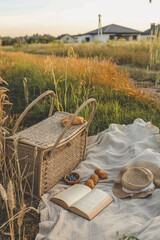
[[51, 184, 91, 208], [69, 189, 113, 220]]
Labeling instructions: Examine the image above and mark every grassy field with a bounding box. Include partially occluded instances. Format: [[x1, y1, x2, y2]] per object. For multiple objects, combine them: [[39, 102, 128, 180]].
[[0, 51, 160, 134], [2, 40, 160, 84], [0, 42, 160, 239], [2, 40, 160, 68]]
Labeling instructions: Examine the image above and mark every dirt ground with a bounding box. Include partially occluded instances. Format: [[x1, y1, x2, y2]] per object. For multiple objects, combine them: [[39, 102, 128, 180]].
[[131, 78, 160, 101]]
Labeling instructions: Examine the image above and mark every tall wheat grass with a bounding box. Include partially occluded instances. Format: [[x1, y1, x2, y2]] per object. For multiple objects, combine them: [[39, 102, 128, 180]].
[[0, 51, 145, 99], [0, 76, 39, 239], [0, 51, 159, 131], [3, 40, 160, 70]]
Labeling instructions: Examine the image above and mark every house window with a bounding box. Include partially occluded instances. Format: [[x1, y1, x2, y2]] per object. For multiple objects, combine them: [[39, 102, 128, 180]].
[[133, 36, 137, 40], [85, 37, 90, 42], [109, 35, 115, 40], [116, 34, 121, 40]]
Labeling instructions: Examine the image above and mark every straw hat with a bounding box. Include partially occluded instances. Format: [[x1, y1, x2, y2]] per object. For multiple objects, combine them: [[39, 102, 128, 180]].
[[113, 162, 160, 199]]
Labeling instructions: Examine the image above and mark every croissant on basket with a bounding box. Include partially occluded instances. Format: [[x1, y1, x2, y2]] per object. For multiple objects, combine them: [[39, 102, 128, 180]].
[[61, 114, 84, 127]]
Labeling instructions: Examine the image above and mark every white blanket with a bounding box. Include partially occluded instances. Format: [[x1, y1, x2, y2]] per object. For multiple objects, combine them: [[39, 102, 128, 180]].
[[36, 119, 160, 240]]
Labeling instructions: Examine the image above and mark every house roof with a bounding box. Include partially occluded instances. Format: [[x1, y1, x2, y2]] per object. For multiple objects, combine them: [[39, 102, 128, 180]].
[[57, 34, 73, 40], [82, 24, 142, 35], [142, 24, 160, 35]]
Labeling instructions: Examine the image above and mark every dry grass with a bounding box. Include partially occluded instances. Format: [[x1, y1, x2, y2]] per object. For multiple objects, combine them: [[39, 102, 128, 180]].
[[0, 50, 159, 133], [0, 51, 149, 101], [3, 39, 160, 70], [0, 76, 39, 239]]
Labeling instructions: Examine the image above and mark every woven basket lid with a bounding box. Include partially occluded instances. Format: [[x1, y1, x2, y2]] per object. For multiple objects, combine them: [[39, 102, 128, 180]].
[[7, 112, 87, 149], [121, 167, 153, 191]]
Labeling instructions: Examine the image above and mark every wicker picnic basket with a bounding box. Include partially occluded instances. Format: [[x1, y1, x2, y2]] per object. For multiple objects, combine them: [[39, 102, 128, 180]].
[[6, 90, 97, 196]]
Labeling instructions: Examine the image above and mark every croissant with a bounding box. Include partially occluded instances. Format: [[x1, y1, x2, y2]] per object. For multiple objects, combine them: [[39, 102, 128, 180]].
[[95, 168, 101, 175], [99, 172, 108, 179], [94, 168, 108, 179], [73, 116, 84, 125], [85, 179, 94, 189], [61, 118, 71, 128], [61, 114, 84, 127], [90, 174, 99, 185]]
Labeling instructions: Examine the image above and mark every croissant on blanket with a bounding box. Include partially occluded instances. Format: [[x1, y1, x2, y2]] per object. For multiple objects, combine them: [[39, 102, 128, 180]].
[[61, 114, 84, 127]]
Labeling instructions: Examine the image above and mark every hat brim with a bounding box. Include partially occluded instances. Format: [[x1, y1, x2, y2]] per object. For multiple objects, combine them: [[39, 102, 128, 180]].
[[113, 162, 160, 199], [113, 182, 155, 199]]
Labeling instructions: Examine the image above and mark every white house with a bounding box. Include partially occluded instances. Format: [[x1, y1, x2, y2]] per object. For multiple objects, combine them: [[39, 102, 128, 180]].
[[141, 23, 160, 39], [57, 34, 75, 43], [77, 24, 142, 43]]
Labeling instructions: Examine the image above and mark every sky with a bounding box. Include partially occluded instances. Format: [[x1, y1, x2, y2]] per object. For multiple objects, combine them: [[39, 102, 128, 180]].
[[0, 0, 160, 37]]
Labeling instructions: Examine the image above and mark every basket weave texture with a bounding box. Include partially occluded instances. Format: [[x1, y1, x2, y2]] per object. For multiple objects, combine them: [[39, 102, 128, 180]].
[[6, 91, 97, 196], [8, 112, 87, 149]]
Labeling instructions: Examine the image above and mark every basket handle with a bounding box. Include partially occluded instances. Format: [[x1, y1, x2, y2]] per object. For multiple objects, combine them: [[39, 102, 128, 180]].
[[50, 98, 97, 151], [13, 90, 56, 134]]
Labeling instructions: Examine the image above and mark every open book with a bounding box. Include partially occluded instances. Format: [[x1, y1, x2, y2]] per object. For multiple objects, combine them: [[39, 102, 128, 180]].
[[50, 184, 113, 220]]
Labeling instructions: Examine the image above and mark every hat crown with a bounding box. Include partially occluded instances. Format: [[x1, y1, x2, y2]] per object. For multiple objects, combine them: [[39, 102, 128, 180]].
[[121, 167, 153, 191], [113, 162, 160, 199]]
